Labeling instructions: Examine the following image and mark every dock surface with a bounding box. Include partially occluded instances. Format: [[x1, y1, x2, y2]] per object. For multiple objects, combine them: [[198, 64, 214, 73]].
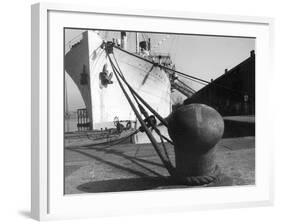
[[64, 136, 255, 194]]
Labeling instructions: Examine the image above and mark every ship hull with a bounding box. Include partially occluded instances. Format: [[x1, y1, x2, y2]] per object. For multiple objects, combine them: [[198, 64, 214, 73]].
[[65, 31, 171, 143]]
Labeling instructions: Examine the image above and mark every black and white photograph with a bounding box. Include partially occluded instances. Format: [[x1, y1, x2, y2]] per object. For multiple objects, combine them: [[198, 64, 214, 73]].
[[64, 28, 255, 194]]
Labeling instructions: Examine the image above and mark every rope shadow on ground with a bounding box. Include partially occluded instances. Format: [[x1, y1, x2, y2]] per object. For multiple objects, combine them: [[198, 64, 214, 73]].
[[66, 148, 163, 178]]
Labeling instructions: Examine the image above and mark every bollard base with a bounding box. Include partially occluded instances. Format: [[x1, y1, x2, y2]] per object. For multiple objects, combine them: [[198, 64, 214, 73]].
[[171, 165, 221, 186]]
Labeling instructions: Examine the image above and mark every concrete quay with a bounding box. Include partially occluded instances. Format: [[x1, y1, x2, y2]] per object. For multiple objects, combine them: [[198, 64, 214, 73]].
[[64, 136, 255, 194]]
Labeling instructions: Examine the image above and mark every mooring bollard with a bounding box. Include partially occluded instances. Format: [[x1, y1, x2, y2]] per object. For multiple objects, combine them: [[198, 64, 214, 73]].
[[167, 104, 224, 184]]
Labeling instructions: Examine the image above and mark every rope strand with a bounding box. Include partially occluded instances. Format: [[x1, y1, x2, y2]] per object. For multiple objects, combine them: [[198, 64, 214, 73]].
[[108, 54, 175, 174]]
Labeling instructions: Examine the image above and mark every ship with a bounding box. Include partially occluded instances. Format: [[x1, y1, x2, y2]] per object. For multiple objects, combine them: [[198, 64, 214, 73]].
[[65, 30, 194, 144], [63, 30, 256, 190]]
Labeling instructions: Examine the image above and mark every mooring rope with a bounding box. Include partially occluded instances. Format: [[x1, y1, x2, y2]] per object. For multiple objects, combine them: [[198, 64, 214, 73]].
[[107, 45, 220, 185], [112, 52, 175, 148], [111, 53, 174, 148], [111, 53, 169, 128], [84, 129, 140, 150], [154, 128, 172, 163], [111, 52, 176, 165], [108, 53, 175, 175]]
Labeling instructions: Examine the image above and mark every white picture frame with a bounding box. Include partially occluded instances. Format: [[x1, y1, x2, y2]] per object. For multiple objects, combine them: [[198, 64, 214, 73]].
[[31, 2, 274, 221]]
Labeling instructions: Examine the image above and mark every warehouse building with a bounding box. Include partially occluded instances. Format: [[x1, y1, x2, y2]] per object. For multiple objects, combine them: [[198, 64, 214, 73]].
[[184, 50, 255, 116]]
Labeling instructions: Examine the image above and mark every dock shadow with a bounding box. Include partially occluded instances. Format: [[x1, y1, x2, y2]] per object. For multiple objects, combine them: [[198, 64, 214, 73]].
[[77, 176, 180, 193], [76, 174, 235, 193]]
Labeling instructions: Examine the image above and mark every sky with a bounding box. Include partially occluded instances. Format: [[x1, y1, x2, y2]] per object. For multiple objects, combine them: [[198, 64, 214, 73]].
[[65, 29, 255, 111]]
